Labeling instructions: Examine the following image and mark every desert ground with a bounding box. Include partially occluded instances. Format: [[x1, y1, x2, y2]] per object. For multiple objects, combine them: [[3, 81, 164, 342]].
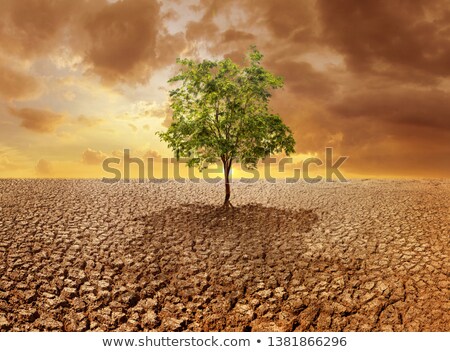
[[0, 179, 448, 332]]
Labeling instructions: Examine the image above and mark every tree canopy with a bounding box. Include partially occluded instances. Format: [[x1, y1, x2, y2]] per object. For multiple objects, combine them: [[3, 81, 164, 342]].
[[158, 47, 295, 206]]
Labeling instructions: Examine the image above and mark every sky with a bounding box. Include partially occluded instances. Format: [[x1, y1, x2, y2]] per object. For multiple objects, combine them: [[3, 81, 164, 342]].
[[0, 0, 449, 179]]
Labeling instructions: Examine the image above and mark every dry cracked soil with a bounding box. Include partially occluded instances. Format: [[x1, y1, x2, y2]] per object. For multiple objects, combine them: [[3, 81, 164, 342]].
[[0, 179, 448, 331]]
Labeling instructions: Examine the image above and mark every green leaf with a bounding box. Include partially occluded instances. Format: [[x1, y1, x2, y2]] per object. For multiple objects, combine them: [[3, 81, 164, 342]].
[[158, 47, 296, 172]]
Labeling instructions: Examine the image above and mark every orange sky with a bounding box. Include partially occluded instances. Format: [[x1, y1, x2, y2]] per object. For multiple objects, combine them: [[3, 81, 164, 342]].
[[0, 0, 449, 179]]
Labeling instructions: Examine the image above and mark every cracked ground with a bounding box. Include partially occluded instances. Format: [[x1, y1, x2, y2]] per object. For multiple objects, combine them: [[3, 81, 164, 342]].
[[0, 179, 448, 331]]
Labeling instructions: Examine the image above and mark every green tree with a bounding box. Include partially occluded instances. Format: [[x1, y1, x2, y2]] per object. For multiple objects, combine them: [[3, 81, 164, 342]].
[[157, 47, 295, 207]]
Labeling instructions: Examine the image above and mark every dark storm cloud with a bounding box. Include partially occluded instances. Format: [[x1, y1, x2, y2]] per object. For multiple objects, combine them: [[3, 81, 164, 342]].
[[9, 107, 65, 133], [0, 0, 186, 85], [270, 61, 336, 99], [83, 0, 184, 84], [317, 0, 450, 79], [330, 88, 450, 131], [0, 0, 80, 57]]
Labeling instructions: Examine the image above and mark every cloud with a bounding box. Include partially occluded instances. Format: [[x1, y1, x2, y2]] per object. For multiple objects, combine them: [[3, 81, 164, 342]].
[[330, 88, 450, 130], [221, 29, 255, 43], [255, 0, 318, 43], [83, 0, 158, 84], [76, 115, 104, 127], [0, 61, 41, 100], [143, 149, 161, 159], [269, 60, 336, 98], [186, 20, 219, 42], [0, 0, 80, 58], [82, 0, 185, 84], [0, 0, 185, 85], [317, 0, 450, 79], [119, 101, 171, 121], [35, 159, 53, 175], [8, 107, 65, 133], [185, 0, 319, 58], [273, 86, 450, 177], [326, 87, 450, 175], [81, 148, 108, 165]]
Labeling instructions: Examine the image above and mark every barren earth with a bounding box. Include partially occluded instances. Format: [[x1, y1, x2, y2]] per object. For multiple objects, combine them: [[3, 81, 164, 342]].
[[0, 179, 448, 332]]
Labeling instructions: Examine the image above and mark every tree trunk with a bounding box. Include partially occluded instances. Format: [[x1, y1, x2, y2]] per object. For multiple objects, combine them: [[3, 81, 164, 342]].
[[223, 159, 232, 207]]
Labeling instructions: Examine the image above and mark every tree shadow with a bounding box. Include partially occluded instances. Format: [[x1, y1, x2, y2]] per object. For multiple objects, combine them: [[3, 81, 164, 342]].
[[134, 204, 319, 280], [129, 204, 319, 330], [138, 203, 318, 241]]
